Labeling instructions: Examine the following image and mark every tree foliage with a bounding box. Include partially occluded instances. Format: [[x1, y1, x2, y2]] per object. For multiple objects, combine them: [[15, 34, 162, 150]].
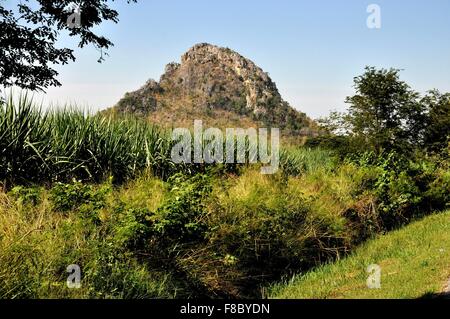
[[345, 67, 423, 152], [318, 67, 450, 155], [0, 0, 136, 92], [421, 90, 450, 153]]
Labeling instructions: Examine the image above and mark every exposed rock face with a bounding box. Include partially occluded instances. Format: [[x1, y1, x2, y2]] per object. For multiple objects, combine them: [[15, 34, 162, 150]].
[[160, 43, 277, 114], [114, 43, 313, 133]]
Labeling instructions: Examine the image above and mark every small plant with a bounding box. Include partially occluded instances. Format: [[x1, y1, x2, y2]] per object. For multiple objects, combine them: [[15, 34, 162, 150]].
[[223, 254, 238, 266], [114, 207, 154, 249], [153, 173, 212, 243], [8, 186, 42, 206], [50, 180, 111, 214]]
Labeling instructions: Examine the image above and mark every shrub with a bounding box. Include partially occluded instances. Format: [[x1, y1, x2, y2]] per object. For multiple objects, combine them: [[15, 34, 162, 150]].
[[0, 184, 184, 299], [426, 168, 450, 209], [113, 207, 154, 249], [352, 152, 449, 228], [8, 185, 42, 206], [153, 173, 212, 244], [50, 180, 111, 217]]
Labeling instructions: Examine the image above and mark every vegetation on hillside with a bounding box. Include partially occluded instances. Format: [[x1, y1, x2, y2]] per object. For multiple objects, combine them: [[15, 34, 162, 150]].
[[1, 147, 448, 298], [0, 67, 449, 299], [269, 210, 450, 299]]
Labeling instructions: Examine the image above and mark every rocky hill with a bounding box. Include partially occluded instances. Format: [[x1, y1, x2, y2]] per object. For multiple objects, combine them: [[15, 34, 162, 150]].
[[113, 43, 316, 135]]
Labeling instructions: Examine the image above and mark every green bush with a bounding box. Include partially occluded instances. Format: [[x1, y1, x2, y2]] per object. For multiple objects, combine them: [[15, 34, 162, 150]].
[[304, 135, 356, 157], [50, 180, 111, 216], [351, 152, 449, 228], [425, 167, 450, 209], [114, 207, 154, 249], [8, 185, 43, 206], [112, 173, 212, 252], [153, 173, 212, 243]]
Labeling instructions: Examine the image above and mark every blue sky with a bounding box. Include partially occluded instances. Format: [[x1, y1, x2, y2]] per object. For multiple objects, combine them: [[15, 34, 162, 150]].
[[33, 0, 450, 118]]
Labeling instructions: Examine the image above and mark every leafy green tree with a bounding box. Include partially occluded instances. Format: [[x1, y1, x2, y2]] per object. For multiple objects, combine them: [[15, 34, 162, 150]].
[[308, 68, 450, 157], [0, 0, 136, 93], [421, 90, 450, 153], [345, 67, 423, 152]]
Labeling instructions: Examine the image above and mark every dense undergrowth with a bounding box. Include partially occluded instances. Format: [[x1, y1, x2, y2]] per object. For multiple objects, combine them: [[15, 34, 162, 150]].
[[0, 96, 449, 298], [1, 156, 448, 298], [269, 210, 450, 299]]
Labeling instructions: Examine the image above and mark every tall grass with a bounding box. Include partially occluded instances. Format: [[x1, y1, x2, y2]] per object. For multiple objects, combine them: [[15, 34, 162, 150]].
[[280, 147, 337, 176], [269, 210, 450, 299], [1, 94, 298, 187], [0, 94, 175, 187]]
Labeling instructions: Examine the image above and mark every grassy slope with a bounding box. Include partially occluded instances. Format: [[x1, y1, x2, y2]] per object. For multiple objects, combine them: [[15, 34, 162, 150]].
[[270, 210, 450, 299]]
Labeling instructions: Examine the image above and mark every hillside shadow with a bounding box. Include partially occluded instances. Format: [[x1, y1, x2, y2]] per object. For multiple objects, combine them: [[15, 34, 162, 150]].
[[419, 291, 450, 299]]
